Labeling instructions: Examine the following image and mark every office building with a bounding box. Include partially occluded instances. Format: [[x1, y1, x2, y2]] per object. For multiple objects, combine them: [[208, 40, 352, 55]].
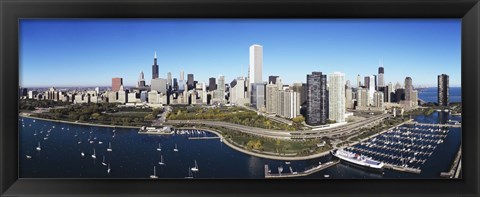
[[328, 72, 345, 123], [268, 76, 279, 85], [251, 83, 265, 111], [306, 72, 328, 126], [180, 70, 184, 81], [345, 87, 353, 109], [187, 74, 194, 90], [151, 78, 168, 94], [209, 77, 217, 91], [167, 72, 172, 89], [438, 74, 449, 106], [357, 74, 362, 87], [249, 44, 263, 84], [373, 91, 384, 108], [266, 82, 277, 114], [152, 51, 159, 79], [378, 67, 384, 87], [111, 77, 123, 92], [137, 71, 146, 88], [405, 77, 413, 102]]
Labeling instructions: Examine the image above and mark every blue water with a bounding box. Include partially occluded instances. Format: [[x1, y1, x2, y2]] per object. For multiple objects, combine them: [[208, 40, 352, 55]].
[[418, 87, 461, 103], [19, 111, 461, 179]]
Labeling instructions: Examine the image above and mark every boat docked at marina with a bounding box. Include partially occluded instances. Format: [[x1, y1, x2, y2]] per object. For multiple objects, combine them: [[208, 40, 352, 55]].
[[331, 149, 384, 170]]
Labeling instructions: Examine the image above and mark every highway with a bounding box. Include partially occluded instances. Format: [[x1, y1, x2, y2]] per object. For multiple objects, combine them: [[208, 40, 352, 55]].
[[163, 113, 392, 140]]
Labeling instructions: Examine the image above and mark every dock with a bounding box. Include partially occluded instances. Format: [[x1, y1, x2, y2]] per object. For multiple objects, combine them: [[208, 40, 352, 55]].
[[404, 121, 461, 128], [265, 160, 340, 178], [383, 163, 421, 174], [188, 137, 221, 140]]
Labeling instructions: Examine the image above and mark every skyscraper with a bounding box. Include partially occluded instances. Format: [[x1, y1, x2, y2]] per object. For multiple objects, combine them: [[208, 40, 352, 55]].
[[268, 76, 279, 85], [137, 71, 146, 88], [329, 72, 345, 123], [373, 91, 384, 108], [364, 76, 370, 89], [368, 75, 375, 106], [209, 77, 217, 91], [187, 74, 194, 90], [152, 51, 159, 79], [306, 72, 328, 126], [111, 77, 123, 92], [167, 72, 172, 89], [249, 44, 263, 84], [357, 74, 362, 87], [438, 74, 449, 106], [266, 82, 278, 114], [251, 83, 265, 111], [405, 77, 413, 102], [180, 70, 184, 81], [378, 67, 385, 87]]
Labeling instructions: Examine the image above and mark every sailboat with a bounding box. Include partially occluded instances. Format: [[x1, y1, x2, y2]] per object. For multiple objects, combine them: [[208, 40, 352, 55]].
[[191, 160, 199, 172], [91, 148, 96, 159], [185, 168, 193, 179], [36, 142, 41, 151], [81, 152, 85, 157], [156, 143, 162, 151], [102, 155, 107, 166], [173, 144, 178, 152], [26, 155, 32, 159], [107, 163, 111, 174], [158, 155, 165, 165], [33, 131, 37, 136], [150, 166, 158, 179], [107, 142, 113, 152]]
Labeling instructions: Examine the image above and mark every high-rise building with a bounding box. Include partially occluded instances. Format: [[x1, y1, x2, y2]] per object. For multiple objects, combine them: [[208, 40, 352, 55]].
[[187, 74, 194, 90], [137, 71, 146, 88], [405, 77, 413, 102], [151, 78, 168, 94], [152, 51, 159, 79], [111, 77, 123, 92], [173, 78, 178, 91], [249, 44, 263, 84], [306, 72, 328, 126], [291, 83, 306, 105], [251, 83, 265, 111], [374, 75, 378, 90], [364, 76, 370, 90], [378, 67, 385, 87], [230, 77, 248, 105], [345, 87, 353, 109], [268, 76, 279, 85], [328, 72, 345, 123], [395, 88, 405, 102], [209, 77, 217, 91], [438, 74, 449, 106], [266, 82, 278, 114], [357, 74, 362, 87], [167, 72, 172, 89], [180, 70, 184, 81], [215, 75, 225, 102], [368, 75, 375, 105], [373, 91, 384, 108]]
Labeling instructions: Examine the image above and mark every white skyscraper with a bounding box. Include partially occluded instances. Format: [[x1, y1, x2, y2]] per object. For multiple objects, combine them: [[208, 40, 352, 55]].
[[180, 70, 184, 81], [328, 72, 345, 123], [249, 44, 263, 84], [368, 75, 375, 106]]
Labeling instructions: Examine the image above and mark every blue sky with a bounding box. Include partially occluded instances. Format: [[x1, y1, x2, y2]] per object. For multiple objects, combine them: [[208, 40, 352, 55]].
[[20, 19, 461, 88]]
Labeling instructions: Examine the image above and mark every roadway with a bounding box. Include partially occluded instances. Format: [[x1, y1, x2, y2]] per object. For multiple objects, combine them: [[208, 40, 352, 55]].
[[163, 113, 392, 140]]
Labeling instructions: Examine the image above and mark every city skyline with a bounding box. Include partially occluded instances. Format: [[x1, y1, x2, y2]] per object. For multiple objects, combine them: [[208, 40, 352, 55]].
[[20, 19, 461, 88]]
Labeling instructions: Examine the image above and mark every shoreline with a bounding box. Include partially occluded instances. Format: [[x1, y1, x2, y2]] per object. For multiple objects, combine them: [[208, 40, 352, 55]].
[[178, 127, 331, 161], [19, 114, 142, 129]]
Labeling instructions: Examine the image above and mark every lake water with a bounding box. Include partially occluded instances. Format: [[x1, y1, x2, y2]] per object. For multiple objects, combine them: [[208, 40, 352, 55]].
[[19, 111, 461, 179], [417, 87, 461, 103]]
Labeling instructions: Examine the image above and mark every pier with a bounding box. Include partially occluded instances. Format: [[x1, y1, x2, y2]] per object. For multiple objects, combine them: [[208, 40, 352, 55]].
[[404, 121, 461, 128], [383, 163, 421, 174], [188, 136, 221, 140], [264, 160, 340, 178]]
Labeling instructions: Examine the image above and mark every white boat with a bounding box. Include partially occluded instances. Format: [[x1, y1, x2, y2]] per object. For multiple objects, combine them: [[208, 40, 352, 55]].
[[332, 149, 384, 170], [150, 166, 158, 179], [101, 156, 107, 166], [185, 168, 193, 179], [98, 141, 103, 145], [191, 160, 199, 172], [91, 148, 96, 159], [33, 131, 37, 136], [81, 152, 85, 157], [156, 143, 162, 151], [107, 163, 111, 174], [159, 155, 165, 165], [90, 141, 94, 144], [36, 142, 41, 151], [78, 140, 82, 144], [173, 144, 178, 152], [26, 155, 32, 159], [285, 161, 291, 165], [107, 142, 113, 152]]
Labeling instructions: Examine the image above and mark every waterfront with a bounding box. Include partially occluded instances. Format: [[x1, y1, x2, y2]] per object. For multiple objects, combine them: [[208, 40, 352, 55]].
[[19, 111, 460, 179]]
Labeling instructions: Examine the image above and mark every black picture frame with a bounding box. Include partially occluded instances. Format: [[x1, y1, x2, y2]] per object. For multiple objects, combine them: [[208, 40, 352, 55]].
[[1, 0, 479, 196]]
